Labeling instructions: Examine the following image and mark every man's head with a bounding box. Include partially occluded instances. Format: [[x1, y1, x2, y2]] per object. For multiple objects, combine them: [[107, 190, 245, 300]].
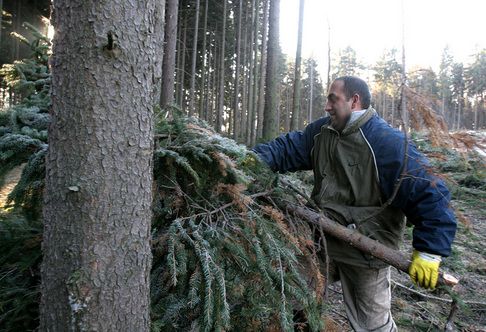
[[325, 76, 371, 131]]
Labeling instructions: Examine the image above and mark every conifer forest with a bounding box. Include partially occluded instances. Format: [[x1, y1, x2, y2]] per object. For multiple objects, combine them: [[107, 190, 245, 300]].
[[0, 0, 485, 331]]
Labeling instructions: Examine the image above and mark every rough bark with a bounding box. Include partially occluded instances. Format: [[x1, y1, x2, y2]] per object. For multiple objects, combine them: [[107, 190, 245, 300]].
[[41, 1, 164, 330], [188, 0, 200, 116], [262, 0, 280, 141], [160, 0, 179, 108], [290, 0, 304, 131]]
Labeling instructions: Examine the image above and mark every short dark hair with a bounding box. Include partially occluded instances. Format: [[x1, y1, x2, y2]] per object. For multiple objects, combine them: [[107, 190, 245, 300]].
[[335, 76, 371, 109]]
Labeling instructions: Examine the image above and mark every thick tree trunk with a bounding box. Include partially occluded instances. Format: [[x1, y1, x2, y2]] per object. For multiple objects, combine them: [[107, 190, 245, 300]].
[[290, 0, 304, 131], [160, 0, 179, 108], [262, 0, 280, 140], [216, 1, 227, 133], [188, 0, 200, 116], [41, 1, 164, 330], [256, 0, 269, 141]]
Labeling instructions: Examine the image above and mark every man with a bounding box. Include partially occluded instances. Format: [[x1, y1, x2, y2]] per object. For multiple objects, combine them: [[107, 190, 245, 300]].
[[253, 76, 456, 331]]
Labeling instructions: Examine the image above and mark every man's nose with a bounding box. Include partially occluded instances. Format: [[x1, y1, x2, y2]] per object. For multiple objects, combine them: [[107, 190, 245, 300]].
[[325, 102, 332, 112]]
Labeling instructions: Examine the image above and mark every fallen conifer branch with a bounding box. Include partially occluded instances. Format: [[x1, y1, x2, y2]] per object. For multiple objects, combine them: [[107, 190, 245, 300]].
[[280, 201, 459, 288]]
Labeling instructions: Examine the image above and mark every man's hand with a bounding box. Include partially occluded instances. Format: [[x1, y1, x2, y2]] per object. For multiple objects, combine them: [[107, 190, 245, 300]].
[[409, 250, 441, 289]]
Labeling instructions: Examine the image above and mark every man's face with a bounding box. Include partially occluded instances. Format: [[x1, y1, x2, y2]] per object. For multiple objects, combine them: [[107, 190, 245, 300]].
[[325, 80, 353, 132]]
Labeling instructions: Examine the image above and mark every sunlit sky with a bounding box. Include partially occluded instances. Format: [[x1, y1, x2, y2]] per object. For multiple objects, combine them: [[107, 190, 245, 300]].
[[280, 0, 486, 81]]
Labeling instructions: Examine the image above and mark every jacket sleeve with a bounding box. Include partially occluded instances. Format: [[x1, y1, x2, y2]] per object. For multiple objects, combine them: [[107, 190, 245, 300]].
[[365, 119, 457, 257], [252, 118, 327, 173]]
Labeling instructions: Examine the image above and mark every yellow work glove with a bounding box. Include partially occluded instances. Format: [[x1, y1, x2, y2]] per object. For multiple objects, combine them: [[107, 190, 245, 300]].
[[408, 250, 441, 290]]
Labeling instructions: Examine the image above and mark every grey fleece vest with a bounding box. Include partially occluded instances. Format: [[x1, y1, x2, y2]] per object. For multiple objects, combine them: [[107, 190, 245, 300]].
[[311, 108, 406, 268]]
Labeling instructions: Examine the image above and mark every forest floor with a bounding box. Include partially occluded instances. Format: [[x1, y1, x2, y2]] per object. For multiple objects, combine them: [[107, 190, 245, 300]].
[[325, 130, 486, 332]]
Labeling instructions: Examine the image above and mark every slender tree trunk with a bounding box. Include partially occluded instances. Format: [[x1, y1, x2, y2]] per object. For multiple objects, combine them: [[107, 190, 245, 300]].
[[250, 0, 260, 146], [216, 1, 227, 133], [188, 0, 200, 116], [256, 0, 269, 141], [457, 98, 462, 130], [240, 9, 248, 140], [290, 0, 305, 131], [175, 13, 183, 105], [400, 0, 408, 130], [245, 0, 255, 145], [160, 0, 179, 108], [179, 18, 187, 111], [0, 0, 3, 47], [198, 0, 209, 118], [391, 96, 395, 127], [326, 20, 331, 93], [41, 1, 164, 330], [14, 0, 21, 60], [233, 0, 243, 141], [308, 61, 314, 123], [262, 0, 281, 140], [245, 0, 256, 144]]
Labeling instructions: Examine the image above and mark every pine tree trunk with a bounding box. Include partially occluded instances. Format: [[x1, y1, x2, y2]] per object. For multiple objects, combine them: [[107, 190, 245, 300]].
[[290, 0, 305, 131], [160, 0, 179, 108], [245, 0, 256, 144], [175, 13, 183, 105], [41, 1, 164, 330], [188, 0, 200, 116], [179, 18, 187, 110], [198, 0, 209, 119], [240, 13, 248, 140], [256, 0, 269, 141], [308, 62, 314, 123], [250, 0, 261, 146], [233, 0, 243, 141], [262, 0, 280, 140], [216, 1, 227, 133], [326, 21, 331, 93]]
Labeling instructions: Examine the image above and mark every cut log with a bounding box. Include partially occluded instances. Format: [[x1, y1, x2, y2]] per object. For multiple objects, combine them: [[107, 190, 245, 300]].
[[283, 202, 459, 288]]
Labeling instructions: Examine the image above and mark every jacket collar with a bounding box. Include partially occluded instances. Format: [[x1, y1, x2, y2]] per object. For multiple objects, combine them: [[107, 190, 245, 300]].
[[325, 107, 376, 135]]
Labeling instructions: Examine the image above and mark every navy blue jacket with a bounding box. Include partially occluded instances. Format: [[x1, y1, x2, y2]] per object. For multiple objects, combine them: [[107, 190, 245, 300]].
[[253, 114, 457, 257]]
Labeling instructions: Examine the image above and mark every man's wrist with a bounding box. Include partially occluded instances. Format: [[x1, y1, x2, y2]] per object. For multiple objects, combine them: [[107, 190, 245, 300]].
[[414, 250, 442, 262]]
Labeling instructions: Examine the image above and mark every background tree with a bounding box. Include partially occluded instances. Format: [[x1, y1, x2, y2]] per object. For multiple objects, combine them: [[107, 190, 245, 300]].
[[160, 0, 179, 109], [439, 46, 454, 125], [262, 0, 281, 140], [40, 1, 164, 330], [465, 49, 486, 129], [290, 0, 304, 131], [332, 46, 364, 79]]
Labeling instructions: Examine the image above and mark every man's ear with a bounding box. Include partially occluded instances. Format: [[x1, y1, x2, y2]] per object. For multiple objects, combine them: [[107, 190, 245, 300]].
[[351, 94, 360, 110]]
